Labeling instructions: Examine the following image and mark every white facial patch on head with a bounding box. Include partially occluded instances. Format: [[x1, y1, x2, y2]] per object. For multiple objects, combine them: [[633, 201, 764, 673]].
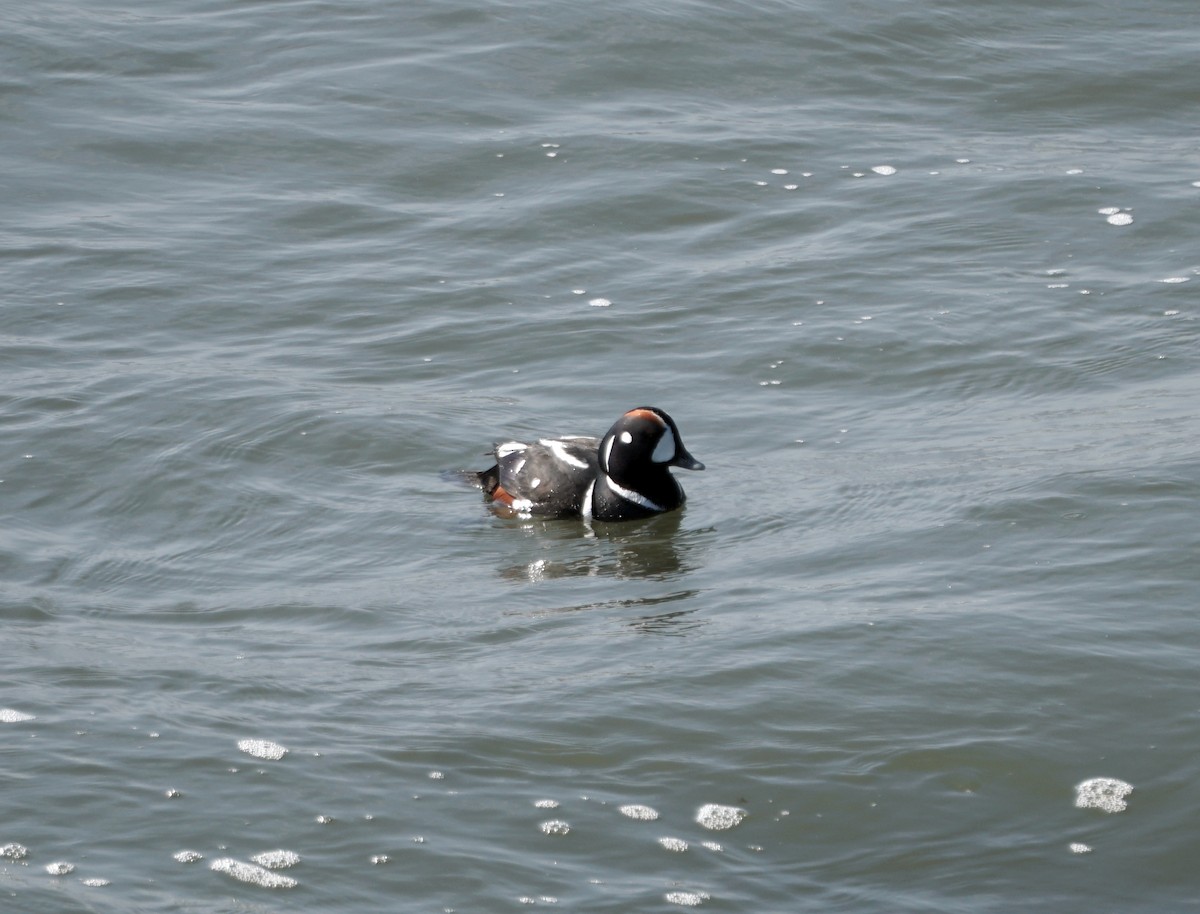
[[651, 426, 676, 463], [620, 431, 633, 444]]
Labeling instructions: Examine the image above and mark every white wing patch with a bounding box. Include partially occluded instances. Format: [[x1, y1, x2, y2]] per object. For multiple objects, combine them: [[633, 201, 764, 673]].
[[497, 441, 528, 459], [620, 430, 633, 444], [651, 427, 676, 463], [541, 438, 589, 469]]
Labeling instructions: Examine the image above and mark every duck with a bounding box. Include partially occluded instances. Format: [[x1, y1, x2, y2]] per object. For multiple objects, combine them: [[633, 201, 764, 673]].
[[471, 406, 703, 521]]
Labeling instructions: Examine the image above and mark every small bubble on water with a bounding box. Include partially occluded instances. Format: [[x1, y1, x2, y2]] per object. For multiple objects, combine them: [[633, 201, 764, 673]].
[[771, 168, 788, 175], [871, 165, 897, 175], [1066, 168, 1084, 174], [1069, 842, 1093, 854], [588, 298, 611, 307]]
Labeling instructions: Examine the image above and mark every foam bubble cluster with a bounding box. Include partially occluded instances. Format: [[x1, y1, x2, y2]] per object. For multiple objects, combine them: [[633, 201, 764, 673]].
[[1069, 842, 1092, 854], [210, 857, 297, 888], [658, 836, 688, 852], [871, 165, 897, 175], [695, 804, 746, 831], [533, 798, 559, 809], [539, 820, 570, 836], [1, 843, 28, 861], [251, 849, 300, 869], [1075, 777, 1133, 813], [237, 739, 288, 760], [45, 861, 75, 875], [0, 708, 36, 722], [665, 890, 710, 906], [173, 850, 203, 863], [618, 804, 659, 821]]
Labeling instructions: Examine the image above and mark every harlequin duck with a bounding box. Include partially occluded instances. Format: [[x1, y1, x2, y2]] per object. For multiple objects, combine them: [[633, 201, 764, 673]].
[[472, 407, 704, 521]]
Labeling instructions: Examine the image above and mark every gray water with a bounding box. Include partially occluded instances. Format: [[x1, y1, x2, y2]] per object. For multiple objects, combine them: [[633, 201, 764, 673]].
[[4, 0, 1199, 910]]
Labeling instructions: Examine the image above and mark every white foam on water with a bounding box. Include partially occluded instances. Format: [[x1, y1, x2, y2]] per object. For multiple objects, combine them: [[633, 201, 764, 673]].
[[428, 770, 445, 779], [1158, 276, 1189, 283], [771, 168, 788, 174], [665, 890, 710, 906], [173, 850, 203, 863], [533, 799, 559, 809], [695, 804, 746, 831], [539, 820, 570, 836], [237, 739, 287, 760], [700, 841, 723, 852], [588, 298, 611, 307], [210, 857, 298, 889], [1106, 213, 1133, 226], [1075, 777, 1133, 813], [1066, 168, 1084, 174], [0, 709, 36, 722], [1097, 207, 1121, 215], [251, 849, 300, 869], [45, 862, 75, 876], [618, 804, 659, 821], [658, 836, 688, 852], [81, 878, 110, 887], [1069, 842, 1093, 854], [871, 165, 897, 175], [1, 843, 28, 861]]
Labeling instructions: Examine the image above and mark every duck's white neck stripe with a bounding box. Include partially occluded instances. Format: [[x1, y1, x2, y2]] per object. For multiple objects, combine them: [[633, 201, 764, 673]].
[[603, 474, 664, 512]]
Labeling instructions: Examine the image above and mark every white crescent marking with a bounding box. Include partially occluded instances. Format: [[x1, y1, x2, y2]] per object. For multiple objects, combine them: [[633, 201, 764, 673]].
[[651, 427, 676, 463]]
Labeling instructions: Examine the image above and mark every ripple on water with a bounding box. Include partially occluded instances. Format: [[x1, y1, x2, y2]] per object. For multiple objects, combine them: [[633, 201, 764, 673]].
[[1075, 777, 1133, 813]]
